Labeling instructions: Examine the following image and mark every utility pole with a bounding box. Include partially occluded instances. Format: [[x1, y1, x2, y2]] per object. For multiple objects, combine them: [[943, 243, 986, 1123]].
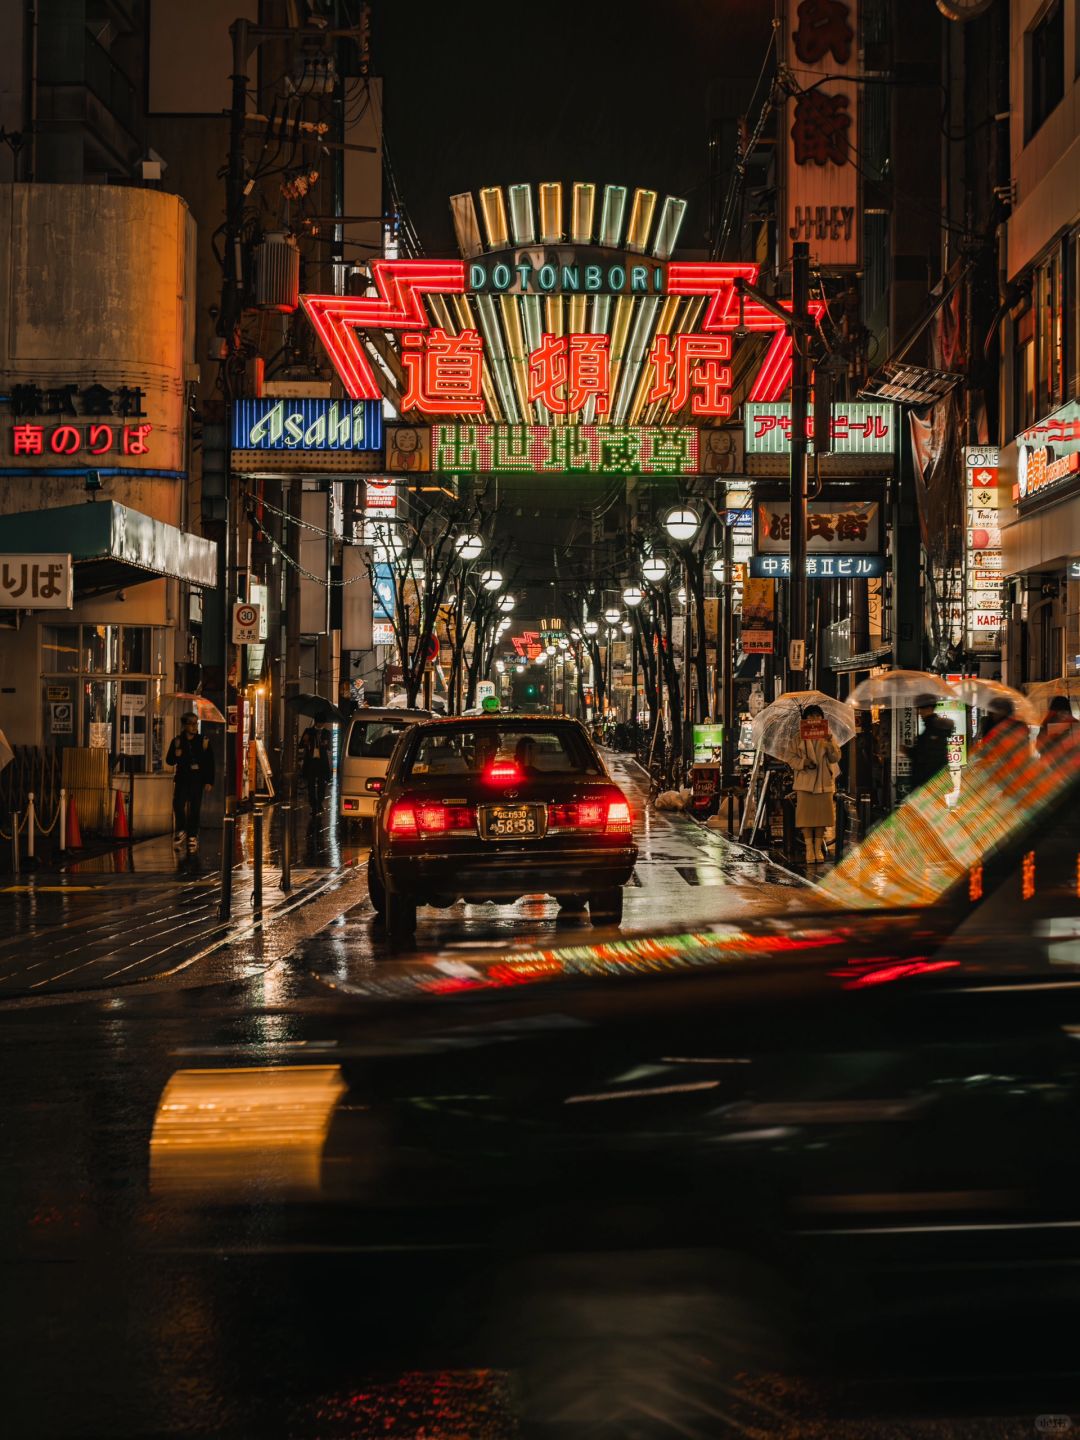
[[788, 240, 810, 690]]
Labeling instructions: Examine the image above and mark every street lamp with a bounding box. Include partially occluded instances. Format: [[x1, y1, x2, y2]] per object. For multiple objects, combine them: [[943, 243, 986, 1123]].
[[641, 554, 667, 584], [515, 662, 525, 673], [498, 594, 515, 613], [622, 585, 643, 608], [495, 659, 505, 673], [711, 554, 727, 582], [455, 533, 484, 561], [676, 585, 687, 606], [569, 627, 582, 640], [664, 505, 701, 543], [583, 619, 599, 637], [480, 568, 503, 591], [558, 636, 569, 649], [546, 644, 556, 656], [621, 620, 632, 635], [603, 605, 621, 626]]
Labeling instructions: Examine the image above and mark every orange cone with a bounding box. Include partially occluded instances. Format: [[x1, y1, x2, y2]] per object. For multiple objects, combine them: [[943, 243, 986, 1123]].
[[66, 793, 82, 849], [113, 789, 130, 841]]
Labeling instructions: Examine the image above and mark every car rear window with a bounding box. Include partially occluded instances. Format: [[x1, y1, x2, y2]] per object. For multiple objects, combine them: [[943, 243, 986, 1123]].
[[406, 724, 600, 778], [347, 720, 408, 759]]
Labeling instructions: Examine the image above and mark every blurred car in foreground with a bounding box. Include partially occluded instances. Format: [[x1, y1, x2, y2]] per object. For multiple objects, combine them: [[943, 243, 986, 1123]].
[[338, 706, 430, 824], [367, 715, 637, 941]]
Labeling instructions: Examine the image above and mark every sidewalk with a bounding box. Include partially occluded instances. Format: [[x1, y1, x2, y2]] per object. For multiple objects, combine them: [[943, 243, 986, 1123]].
[[0, 796, 367, 1000]]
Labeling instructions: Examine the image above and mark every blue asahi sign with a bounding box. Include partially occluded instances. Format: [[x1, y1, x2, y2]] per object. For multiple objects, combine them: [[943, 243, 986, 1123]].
[[232, 398, 383, 452]]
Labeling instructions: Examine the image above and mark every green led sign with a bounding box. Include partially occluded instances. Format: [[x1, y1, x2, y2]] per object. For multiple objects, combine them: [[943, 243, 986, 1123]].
[[431, 423, 700, 476]]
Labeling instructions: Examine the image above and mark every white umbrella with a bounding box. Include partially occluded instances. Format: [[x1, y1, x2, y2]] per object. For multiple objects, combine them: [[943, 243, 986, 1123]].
[[1026, 677, 1080, 712], [848, 670, 956, 709], [0, 729, 12, 771], [751, 690, 855, 765], [953, 678, 1040, 727]]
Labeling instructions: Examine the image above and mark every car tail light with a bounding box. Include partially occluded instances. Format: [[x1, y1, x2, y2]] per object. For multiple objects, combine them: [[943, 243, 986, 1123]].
[[343, 797, 359, 811], [389, 799, 474, 838], [365, 777, 384, 793], [485, 760, 522, 784], [388, 801, 417, 835], [548, 793, 633, 835], [605, 799, 633, 834]]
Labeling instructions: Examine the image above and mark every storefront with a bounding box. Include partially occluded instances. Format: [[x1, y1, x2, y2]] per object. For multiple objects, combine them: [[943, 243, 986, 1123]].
[[998, 401, 1080, 686]]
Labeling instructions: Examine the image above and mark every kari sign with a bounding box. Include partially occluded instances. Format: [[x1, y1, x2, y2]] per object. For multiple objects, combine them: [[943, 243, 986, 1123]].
[[231, 398, 382, 453], [0, 553, 73, 609], [432, 423, 699, 476], [756, 499, 881, 554], [783, 0, 860, 269], [745, 402, 895, 455]]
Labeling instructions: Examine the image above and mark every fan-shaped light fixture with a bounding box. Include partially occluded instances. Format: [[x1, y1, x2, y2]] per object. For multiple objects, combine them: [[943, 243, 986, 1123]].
[[664, 506, 701, 543]]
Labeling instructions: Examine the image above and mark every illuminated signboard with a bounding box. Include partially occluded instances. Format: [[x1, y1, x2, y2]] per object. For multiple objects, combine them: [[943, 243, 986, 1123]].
[[749, 555, 885, 578], [300, 254, 823, 419], [965, 446, 1004, 653], [745, 402, 896, 455], [231, 398, 383, 452], [1016, 444, 1080, 503], [468, 253, 665, 295], [431, 423, 699, 476], [373, 563, 395, 621], [1016, 399, 1080, 456], [755, 499, 881, 554]]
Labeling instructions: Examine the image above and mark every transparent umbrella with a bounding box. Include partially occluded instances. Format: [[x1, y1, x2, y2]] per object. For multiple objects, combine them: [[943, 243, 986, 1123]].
[[751, 690, 856, 765], [848, 670, 956, 709], [953, 678, 1040, 727], [166, 692, 226, 724], [1026, 677, 1080, 713]]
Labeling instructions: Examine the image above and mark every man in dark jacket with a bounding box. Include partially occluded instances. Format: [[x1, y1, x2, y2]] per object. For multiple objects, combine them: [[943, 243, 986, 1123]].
[[907, 695, 953, 790], [166, 712, 215, 857]]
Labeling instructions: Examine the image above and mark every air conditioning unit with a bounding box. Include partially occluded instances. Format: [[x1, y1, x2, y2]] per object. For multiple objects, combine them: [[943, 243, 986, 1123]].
[[252, 232, 300, 312]]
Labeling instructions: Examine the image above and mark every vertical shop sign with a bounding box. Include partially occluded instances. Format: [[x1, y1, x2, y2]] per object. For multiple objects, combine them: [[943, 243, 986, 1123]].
[[964, 447, 1004, 651], [783, 0, 860, 269], [742, 576, 776, 653]]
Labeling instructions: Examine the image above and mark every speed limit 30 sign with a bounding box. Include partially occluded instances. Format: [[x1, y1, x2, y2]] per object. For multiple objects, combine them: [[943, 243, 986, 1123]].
[[232, 601, 261, 644]]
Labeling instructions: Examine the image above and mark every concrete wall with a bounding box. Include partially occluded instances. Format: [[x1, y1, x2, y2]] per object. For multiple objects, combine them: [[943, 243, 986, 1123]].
[[0, 183, 196, 522], [1007, 0, 1080, 279]]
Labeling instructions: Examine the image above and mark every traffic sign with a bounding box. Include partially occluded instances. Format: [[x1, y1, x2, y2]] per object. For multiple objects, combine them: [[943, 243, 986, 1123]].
[[232, 601, 261, 644]]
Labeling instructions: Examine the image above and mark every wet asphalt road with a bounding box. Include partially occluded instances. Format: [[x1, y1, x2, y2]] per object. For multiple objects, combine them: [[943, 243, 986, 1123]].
[[0, 759, 1070, 1437]]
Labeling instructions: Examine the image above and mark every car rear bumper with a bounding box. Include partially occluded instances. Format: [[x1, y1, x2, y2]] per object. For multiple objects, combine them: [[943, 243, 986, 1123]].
[[384, 843, 637, 901]]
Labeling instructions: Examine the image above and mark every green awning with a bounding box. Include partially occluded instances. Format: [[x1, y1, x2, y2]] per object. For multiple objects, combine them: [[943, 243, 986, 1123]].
[[0, 501, 218, 596]]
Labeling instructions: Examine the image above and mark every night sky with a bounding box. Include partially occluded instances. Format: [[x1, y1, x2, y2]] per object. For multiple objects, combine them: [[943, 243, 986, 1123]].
[[375, 0, 772, 256]]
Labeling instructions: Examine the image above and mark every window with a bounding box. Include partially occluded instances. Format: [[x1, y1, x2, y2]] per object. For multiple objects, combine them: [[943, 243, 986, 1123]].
[[347, 719, 409, 759], [41, 625, 168, 769], [41, 625, 79, 674], [1027, 0, 1065, 140], [1036, 244, 1065, 417], [406, 724, 600, 780], [1014, 301, 1035, 434]]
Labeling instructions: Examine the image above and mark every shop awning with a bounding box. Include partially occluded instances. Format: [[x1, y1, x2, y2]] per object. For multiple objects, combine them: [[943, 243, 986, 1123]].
[[0, 501, 218, 597]]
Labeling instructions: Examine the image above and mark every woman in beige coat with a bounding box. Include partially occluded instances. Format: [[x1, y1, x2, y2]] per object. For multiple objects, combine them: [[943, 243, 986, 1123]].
[[792, 704, 841, 864]]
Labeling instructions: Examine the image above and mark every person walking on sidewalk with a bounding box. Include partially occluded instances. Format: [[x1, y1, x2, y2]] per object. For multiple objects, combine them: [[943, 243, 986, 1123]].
[[299, 723, 332, 811], [908, 695, 954, 791], [792, 704, 841, 866], [166, 712, 215, 857]]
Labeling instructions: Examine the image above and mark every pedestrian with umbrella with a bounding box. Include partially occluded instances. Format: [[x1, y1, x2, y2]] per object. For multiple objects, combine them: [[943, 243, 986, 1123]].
[[288, 695, 341, 813], [1037, 694, 1079, 755], [166, 712, 215, 858], [751, 691, 853, 866], [907, 695, 954, 791]]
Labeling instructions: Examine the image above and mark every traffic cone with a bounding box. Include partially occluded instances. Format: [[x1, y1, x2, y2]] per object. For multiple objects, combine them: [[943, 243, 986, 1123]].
[[66, 793, 82, 850], [113, 789, 130, 841]]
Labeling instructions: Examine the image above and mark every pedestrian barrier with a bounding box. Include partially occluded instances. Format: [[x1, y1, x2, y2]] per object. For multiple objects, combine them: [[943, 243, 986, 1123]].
[[2, 788, 67, 870]]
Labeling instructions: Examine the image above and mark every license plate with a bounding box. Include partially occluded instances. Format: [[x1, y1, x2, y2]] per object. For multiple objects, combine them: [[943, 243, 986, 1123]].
[[480, 804, 544, 839]]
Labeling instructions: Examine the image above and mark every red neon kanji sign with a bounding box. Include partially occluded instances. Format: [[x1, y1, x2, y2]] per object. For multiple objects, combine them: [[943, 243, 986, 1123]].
[[302, 259, 821, 410], [401, 327, 485, 413], [527, 333, 610, 415], [646, 334, 732, 416]]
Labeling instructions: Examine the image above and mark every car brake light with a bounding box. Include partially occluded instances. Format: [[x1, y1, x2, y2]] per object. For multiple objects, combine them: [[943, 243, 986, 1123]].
[[606, 799, 633, 833], [389, 799, 474, 837], [485, 760, 521, 783], [366, 777, 384, 793]]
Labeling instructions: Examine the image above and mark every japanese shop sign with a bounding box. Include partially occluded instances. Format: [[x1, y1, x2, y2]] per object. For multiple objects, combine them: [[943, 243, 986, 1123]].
[[372, 621, 395, 646], [431, 423, 699, 476], [468, 253, 665, 296], [964, 447, 1004, 652], [1016, 444, 1080, 505], [364, 481, 398, 513], [0, 554, 73, 609], [756, 499, 881, 554], [6, 381, 154, 461], [745, 402, 896, 455], [741, 576, 775, 653], [373, 563, 395, 622], [301, 257, 819, 418], [1015, 399, 1080, 457], [749, 554, 885, 578], [783, 0, 860, 269], [231, 398, 383, 453]]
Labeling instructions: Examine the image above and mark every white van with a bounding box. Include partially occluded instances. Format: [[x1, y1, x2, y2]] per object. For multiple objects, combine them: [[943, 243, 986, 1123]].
[[339, 707, 431, 822]]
